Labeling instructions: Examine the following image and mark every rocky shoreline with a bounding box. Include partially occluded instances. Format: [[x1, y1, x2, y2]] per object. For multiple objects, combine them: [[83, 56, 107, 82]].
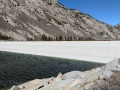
[[10, 58, 120, 90]]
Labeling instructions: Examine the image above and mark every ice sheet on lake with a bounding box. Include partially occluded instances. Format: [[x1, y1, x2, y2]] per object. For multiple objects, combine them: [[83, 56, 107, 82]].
[[0, 41, 120, 63]]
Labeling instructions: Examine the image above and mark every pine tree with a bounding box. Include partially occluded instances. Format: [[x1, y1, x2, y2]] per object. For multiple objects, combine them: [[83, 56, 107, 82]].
[[67, 36, 70, 41], [59, 35, 63, 41], [70, 36, 72, 41]]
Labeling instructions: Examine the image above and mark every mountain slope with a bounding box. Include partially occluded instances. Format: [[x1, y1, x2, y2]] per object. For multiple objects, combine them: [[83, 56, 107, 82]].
[[0, 0, 120, 41], [115, 24, 120, 31]]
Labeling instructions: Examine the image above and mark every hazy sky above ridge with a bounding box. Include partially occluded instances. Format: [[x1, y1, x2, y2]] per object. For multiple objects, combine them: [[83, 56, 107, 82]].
[[58, 0, 120, 26]]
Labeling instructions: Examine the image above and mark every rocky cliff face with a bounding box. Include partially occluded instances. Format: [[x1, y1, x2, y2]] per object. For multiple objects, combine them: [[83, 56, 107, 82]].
[[9, 58, 120, 90], [0, 0, 120, 41], [115, 24, 120, 31]]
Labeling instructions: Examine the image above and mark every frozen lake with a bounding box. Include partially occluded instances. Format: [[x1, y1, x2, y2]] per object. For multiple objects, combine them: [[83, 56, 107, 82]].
[[0, 41, 120, 63]]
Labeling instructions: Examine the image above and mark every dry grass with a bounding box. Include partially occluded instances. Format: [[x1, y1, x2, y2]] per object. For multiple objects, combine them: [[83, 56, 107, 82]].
[[90, 72, 120, 90]]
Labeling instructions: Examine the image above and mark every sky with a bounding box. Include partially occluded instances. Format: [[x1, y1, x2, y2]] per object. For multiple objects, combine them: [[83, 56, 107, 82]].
[[58, 0, 120, 26]]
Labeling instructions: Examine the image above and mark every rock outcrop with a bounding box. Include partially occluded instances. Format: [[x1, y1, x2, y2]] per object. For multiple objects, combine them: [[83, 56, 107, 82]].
[[10, 86, 21, 90], [115, 24, 120, 31], [103, 58, 120, 72], [0, 0, 120, 41], [9, 58, 120, 90]]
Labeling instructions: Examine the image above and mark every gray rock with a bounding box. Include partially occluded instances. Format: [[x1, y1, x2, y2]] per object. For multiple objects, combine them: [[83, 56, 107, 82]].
[[83, 82, 95, 90], [99, 75, 104, 80], [10, 86, 21, 90], [62, 71, 84, 80], [103, 71, 113, 78], [69, 84, 81, 90], [103, 58, 120, 73], [55, 72, 62, 82], [86, 71, 101, 83], [79, 87, 85, 90]]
